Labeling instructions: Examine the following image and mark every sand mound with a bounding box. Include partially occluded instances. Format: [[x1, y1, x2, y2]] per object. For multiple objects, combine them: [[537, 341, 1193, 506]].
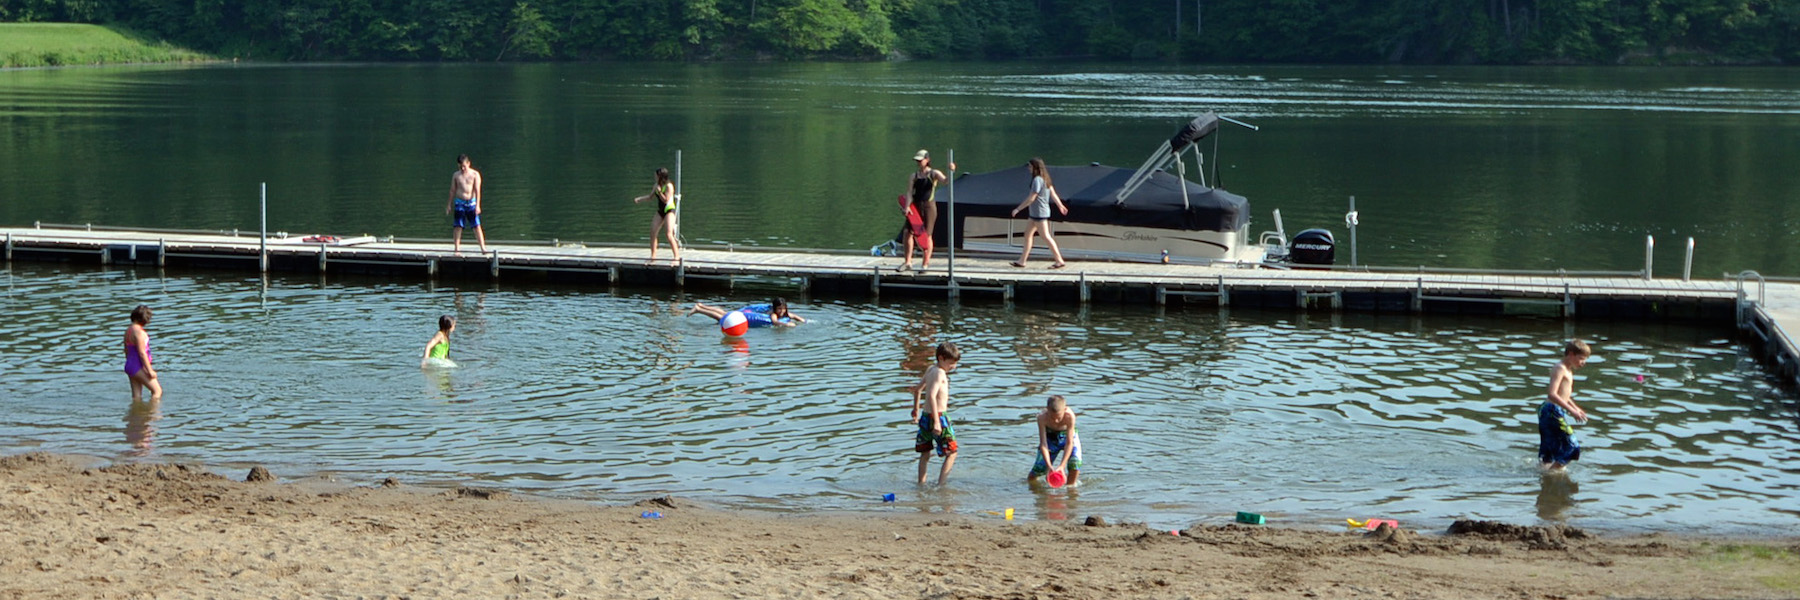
[[95, 462, 227, 483], [245, 465, 275, 482], [449, 486, 510, 500], [1448, 519, 1589, 549]]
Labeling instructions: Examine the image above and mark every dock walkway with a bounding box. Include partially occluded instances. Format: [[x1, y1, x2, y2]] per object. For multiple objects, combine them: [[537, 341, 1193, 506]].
[[5, 224, 1797, 387]]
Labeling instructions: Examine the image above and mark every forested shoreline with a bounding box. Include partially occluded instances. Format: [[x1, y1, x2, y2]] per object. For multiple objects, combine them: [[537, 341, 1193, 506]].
[[3, 0, 1797, 64]]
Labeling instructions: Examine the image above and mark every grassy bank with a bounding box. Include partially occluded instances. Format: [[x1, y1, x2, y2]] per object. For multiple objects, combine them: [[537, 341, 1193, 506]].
[[0, 23, 211, 68]]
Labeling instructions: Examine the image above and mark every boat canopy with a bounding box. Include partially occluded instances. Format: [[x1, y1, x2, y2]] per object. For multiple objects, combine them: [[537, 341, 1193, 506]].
[[944, 164, 1248, 232], [1167, 114, 1218, 153]]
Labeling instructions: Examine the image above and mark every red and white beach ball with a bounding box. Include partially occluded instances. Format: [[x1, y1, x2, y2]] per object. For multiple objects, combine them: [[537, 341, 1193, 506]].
[[719, 310, 750, 337]]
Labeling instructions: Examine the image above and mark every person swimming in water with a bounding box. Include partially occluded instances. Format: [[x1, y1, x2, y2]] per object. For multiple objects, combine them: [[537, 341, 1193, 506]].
[[124, 304, 161, 400], [686, 297, 806, 328], [421, 315, 455, 367]]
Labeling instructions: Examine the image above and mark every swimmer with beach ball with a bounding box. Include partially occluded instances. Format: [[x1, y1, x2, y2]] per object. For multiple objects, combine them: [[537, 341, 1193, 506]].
[[686, 297, 807, 336]]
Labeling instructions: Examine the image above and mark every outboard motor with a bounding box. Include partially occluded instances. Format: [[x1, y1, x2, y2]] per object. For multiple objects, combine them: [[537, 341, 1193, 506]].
[[1287, 228, 1336, 266]]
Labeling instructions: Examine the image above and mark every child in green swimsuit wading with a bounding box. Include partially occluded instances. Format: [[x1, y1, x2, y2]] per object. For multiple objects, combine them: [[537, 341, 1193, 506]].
[[421, 315, 455, 367]]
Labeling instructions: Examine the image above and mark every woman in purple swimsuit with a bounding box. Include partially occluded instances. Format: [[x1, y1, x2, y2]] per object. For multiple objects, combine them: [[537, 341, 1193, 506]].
[[124, 304, 161, 400]]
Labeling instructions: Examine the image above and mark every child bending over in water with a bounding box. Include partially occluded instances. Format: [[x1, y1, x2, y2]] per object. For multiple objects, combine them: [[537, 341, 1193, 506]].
[[421, 315, 455, 367], [124, 304, 161, 400], [1028, 394, 1081, 486]]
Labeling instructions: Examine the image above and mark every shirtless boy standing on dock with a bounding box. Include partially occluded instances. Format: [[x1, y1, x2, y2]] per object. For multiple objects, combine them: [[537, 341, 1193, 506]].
[[446, 154, 487, 255], [911, 342, 960, 486]]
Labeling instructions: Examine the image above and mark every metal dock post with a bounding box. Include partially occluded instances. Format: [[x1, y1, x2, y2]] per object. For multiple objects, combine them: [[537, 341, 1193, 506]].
[[1684, 237, 1695, 281]]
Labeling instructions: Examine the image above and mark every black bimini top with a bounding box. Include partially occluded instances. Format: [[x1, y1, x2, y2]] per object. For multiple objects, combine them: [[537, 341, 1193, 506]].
[[943, 164, 1248, 233]]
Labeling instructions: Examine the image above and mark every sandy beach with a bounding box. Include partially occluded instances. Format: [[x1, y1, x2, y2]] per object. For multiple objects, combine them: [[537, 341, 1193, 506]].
[[1, 453, 1794, 599]]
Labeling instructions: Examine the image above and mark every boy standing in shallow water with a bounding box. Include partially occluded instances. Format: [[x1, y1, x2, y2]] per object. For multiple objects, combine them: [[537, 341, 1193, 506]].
[[911, 342, 960, 486], [1540, 339, 1592, 470]]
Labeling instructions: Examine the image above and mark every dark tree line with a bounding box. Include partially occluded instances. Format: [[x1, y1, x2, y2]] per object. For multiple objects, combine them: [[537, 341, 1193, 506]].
[[5, 0, 1798, 63]]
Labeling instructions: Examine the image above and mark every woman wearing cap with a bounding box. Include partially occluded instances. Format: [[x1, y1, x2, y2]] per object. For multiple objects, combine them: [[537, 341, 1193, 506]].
[[899, 149, 950, 272]]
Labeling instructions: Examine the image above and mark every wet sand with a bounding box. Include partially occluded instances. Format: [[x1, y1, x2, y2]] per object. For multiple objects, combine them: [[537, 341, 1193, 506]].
[[1, 452, 1794, 599]]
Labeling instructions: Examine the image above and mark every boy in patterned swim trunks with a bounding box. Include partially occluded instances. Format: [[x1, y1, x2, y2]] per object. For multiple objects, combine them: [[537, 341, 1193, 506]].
[[911, 341, 961, 486], [1539, 339, 1591, 470], [1028, 395, 1082, 486]]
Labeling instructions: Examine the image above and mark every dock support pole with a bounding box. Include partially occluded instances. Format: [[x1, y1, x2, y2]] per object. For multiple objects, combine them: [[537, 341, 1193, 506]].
[[490, 252, 500, 280], [1643, 235, 1655, 280], [1411, 278, 1423, 313], [157, 238, 165, 267], [1563, 283, 1574, 318], [259, 183, 268, 273], [1002, 284, 1014, 302], [608, 265, 619, 284], [427, 258, 438, 278], [99, 247, 109, 265], [1079, 272, 1090, 303], [4, 232, 10, 261], [1683, 237, 1694, 281], [128, 244, 136, 262], [1218, 275, 1230, 307], [318, 244, 327, 273], [1155, 284, 1167, 306], [870, 266, 880, 297], [947, 149, 956, 283]]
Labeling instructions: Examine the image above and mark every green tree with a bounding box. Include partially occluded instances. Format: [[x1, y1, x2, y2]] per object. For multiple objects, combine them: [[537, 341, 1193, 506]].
[[498, 1, 556, 59]]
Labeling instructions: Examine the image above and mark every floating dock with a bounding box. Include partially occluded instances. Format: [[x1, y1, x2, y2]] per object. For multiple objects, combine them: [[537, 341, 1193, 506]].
[[5, 223, 1797, 387]]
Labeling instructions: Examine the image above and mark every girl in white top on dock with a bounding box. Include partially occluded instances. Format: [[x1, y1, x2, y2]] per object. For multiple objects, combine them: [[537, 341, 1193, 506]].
[[1009, 157, 1068, 269]]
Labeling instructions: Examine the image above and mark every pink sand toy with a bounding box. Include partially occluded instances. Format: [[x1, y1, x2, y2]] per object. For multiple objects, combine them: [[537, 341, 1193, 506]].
[[1346, 518, 1399, 530]]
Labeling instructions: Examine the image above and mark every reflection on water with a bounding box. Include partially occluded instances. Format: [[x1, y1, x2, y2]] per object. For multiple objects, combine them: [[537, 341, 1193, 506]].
[[0, 263, 1796, 534], [1536, 472, 1579, 522], [123, 399, 160, 458]]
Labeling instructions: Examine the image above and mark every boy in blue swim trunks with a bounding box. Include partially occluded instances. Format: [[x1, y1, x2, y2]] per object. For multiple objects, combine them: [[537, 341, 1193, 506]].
[[1028, 395, 1082, 486], [686, 297, 807, 327], [1539, 339, 1592, 470], [445, 153, 487, 255], [911, 341, 960, 486]]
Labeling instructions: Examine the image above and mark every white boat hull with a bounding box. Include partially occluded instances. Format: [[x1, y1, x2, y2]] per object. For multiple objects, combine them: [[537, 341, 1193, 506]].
[[957, 216, 1265, 265]]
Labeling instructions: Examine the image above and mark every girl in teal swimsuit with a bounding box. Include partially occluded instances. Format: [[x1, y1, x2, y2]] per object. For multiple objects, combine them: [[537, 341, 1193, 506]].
[[420, 315, 455, 367]]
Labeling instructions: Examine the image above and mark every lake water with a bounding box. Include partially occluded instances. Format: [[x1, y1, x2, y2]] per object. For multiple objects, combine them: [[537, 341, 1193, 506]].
[[2, 62, 1799, 274], [1, 62, 1797, 533]]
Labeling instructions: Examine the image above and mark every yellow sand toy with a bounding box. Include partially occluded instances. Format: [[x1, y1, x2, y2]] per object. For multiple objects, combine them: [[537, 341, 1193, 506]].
[[1347, 518, 1399, 530]]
